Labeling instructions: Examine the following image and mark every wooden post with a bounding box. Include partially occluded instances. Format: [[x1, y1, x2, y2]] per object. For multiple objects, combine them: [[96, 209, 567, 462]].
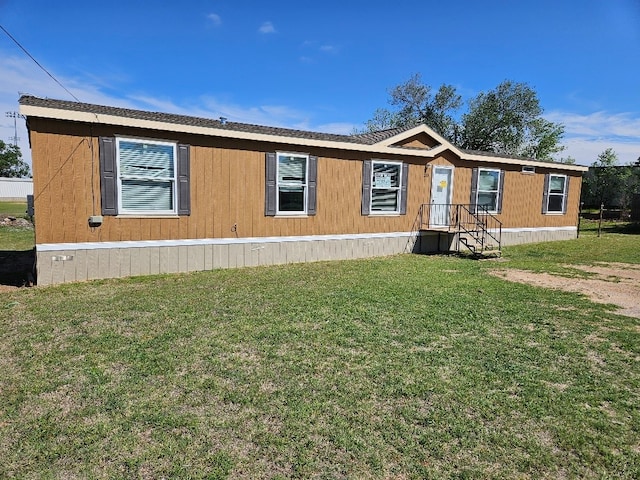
[[598, 203, 604, 237], [577, 201, 584, 238]]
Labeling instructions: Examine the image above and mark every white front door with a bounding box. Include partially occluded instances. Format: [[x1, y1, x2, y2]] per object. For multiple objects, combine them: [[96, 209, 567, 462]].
[[430, 166, 454, 227]]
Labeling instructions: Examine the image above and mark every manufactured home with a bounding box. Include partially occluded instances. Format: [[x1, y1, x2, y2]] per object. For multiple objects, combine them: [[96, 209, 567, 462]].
[[19, 95, 587, 285]]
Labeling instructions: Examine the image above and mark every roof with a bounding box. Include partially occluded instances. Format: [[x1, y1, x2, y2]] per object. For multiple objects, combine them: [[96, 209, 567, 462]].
[[19, 95, 587, 172]]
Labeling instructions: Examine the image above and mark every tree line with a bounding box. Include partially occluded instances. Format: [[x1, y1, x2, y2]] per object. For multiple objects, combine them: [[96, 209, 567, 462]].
[[360, 73, 569, 162], [581, 149, 640, 210]]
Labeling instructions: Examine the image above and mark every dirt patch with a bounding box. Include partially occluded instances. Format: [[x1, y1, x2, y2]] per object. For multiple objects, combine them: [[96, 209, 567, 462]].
[[491, 263, 640, 318]]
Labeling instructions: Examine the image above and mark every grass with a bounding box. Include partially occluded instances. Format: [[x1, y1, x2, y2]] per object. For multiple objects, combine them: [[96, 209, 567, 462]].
[[1, 233, 639, 478], [0, 225, 34, 251], [0, 201, 28, 217], [497, 220, 640, 276], [0, 201, 34, 251]]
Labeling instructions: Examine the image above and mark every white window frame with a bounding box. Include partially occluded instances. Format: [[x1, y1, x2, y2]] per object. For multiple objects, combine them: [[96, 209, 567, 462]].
[[116, 137, 178, 216], [370, 160, 403, 214], [276, 152, 309, 215], [475, 168, 502, 214], [545, 174, 568, 214]]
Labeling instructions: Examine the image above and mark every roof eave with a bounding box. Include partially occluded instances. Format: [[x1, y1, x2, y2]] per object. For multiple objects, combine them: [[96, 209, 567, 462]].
[[19, 103, 588, 171]]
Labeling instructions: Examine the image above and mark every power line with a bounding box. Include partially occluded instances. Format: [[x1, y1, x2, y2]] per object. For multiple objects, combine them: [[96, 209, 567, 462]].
[[0, 23, 81, 102]]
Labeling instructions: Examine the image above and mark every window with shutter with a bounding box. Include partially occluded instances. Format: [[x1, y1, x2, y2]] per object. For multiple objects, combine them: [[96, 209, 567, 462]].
[[364, 160, 406, 215], [265, 152, 316, 216], [99, 137, 190, 216]]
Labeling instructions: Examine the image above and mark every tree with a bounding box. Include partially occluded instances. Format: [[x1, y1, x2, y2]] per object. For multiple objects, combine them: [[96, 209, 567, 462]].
[[362, 74, 462, 142], [361, 76, 565, 161], [0, 140, 30, 178], [581, 148, 628, 208], [459, 81, 565, 160]]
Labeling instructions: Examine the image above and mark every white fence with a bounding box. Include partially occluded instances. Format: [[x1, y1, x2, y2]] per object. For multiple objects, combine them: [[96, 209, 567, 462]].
[[0, 177, 33, 201]]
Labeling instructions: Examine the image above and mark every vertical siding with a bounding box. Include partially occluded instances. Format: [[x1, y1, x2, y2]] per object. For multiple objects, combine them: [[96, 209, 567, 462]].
[[29, 118, 582, 245]]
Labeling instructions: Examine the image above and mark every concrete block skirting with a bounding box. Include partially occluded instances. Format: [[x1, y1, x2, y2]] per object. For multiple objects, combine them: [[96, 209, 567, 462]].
[[35, 227, 577, 285]]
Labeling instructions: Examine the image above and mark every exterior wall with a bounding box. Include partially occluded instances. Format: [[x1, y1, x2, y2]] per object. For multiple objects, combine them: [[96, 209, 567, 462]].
[[0, 177, 33, 201], [29, 117, 583, 284], [422, 152, 583, 229], [30, 118, 433, 245]]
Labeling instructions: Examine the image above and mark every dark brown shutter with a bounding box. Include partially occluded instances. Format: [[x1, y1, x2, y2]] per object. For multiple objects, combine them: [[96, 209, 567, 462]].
[[469, 167, 479, 214], [307, 155, 318, 216], [99, 137, 118, 216], [177, 144, 190, 216], [400, 163, 409, 215], [361, 160, 372, 215], [563, 177, 570, 214], [265, 152, 277, 216], [496, 169, 505, 214], [542, 173, 550, 213]]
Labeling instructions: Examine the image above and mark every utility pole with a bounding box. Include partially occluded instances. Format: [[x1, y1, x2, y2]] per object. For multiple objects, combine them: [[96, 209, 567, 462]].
[[5, 111, 23, 146]]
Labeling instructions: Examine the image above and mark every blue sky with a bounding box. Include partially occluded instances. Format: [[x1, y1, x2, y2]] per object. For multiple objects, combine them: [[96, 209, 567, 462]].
[[1, 0, 639, 167]]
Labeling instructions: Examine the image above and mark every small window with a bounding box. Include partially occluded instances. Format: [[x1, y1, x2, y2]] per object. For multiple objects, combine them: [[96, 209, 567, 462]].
[[277, 152, 308, 214], [522, 165, 535, 174], [116, 139, 178, 214], [371, 161, 402, 213], [475, 168, 502, 213], [545, 174, 567, 213]]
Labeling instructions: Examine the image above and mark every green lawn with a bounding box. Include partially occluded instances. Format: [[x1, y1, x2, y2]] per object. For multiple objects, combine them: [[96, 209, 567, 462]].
[[0, 201, 28, 217], [0, 225, 34, 251], [1, 232, 639, 478], [0, 201, 34, 251]]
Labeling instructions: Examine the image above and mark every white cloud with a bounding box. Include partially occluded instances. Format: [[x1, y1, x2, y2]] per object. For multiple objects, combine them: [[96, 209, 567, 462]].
[[0, 50, 352, 169], [0, 51, 155, 168], [207, 13, 222, 27], [258, 21, 276, 34], [561, 138, 640, 166], [546, 110, 640, 165]]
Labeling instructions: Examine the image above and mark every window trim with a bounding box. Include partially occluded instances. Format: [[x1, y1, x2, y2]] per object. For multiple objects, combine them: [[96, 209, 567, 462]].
[[544, 173, 568, 215], [368, 160, 404, 215], [275, 151, 309, 216], [115, 137, 179, 216], [474, 168, 502, 214], [100, 136, 190, 217]]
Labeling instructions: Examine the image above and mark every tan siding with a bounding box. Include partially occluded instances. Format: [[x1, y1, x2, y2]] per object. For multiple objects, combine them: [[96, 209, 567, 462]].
[[29, 118, 582, 245]]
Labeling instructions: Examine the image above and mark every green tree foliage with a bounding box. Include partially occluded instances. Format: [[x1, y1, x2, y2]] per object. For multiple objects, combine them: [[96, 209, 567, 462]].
[[362, 76, 565, 161], [362, 74, 462, 142], [0, 140, 30, 178], [581, 148, 640, 209]]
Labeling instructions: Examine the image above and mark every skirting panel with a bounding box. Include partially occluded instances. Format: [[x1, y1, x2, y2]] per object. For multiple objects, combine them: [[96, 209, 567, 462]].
[[34, 227, 577, 285], [417, 227, 577, 253], [500, 228, 577, 246], [35, 234, 420, 285]]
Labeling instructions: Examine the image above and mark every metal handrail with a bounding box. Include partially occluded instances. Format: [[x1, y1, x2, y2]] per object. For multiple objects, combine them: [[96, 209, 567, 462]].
[[419, 203, 502, 254]]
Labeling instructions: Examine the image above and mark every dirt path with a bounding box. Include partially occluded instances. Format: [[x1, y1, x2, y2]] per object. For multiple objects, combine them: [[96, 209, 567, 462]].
[[491, 263, 640, 318]]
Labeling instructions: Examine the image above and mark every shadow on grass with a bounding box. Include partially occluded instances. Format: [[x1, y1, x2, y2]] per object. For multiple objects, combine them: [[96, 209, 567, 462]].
[[579, 220, 640, 235], [0, 249, 36, 287]]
